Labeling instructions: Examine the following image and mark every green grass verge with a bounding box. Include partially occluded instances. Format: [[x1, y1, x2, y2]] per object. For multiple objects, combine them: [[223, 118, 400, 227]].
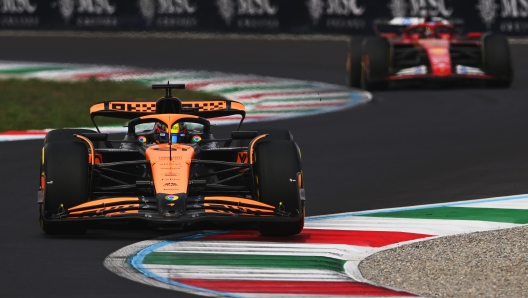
[[0, 78, 223, 131]]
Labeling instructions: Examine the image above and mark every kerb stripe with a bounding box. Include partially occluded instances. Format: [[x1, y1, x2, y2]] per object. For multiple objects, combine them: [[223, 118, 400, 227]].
[[201, 229, 433, 248]]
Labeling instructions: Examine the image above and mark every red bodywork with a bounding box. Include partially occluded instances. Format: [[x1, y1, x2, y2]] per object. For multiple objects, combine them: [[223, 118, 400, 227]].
[[381, 22, 494, 81]]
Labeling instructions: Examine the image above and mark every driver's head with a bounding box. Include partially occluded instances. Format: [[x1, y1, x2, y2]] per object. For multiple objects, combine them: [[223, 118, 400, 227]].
[[170, 122, 188, 143], [425, 27, 432, 37], [154, 122, 188, 143], [154, 122, 168, 143]]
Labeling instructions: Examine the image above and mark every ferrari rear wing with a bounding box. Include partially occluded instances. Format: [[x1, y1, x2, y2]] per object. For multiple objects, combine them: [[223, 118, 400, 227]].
[[373, 17, 464, 36]]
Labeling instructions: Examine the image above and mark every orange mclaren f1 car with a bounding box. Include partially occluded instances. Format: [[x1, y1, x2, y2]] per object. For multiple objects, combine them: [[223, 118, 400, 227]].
[[38, 84, 305, 236]]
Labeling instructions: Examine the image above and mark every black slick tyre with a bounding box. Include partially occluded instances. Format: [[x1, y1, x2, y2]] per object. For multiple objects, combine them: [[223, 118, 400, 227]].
[[238, 128, 293, 147], [41, 128, 97, 176], [347, 37, 364, 88], [44, 128, 96, 145], [253, 140, 304, 237], [482, 34, 513, 88], [41, 141, 89, 234], [361, 37, 389, 91]]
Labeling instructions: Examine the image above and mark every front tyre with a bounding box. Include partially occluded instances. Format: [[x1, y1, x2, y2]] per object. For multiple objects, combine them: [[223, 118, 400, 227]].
[[41, 141, 89, 234], [254, 140, 304, 236], [482, 33, 513, 88], [347, 37, 364, 88], [361, 37, 389, 91]]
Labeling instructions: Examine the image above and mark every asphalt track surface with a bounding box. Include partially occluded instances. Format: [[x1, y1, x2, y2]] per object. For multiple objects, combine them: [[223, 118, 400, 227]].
[[1, 36, 528, 297]]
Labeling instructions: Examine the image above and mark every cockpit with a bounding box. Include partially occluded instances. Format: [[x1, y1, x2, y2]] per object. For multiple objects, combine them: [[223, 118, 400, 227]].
[[134, 120, 205, 145], [404, 24, 454, 40]]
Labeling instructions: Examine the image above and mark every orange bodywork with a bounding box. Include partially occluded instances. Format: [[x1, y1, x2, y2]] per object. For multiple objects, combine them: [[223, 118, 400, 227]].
[[204, 204, 275, 215], [236, 152, 249, 164], [68, 204, 139, 217], [202, 197, 275, 216], [90, 100, 245, 114], [67, 197, 140, 218], [203, 196, 274, 209], [76, 135, 94, 164], [249, 134, 268, 165], [204, 209, 274, 216], [138, 114, 199, 194], [139, 114, 199, 122], [40, 175, 45, 194], [90, 102, 157, 114], [182, 100, 227, 111], [87, 153, 103, 164], [145, 143, 195, 194], [68, 197, 139, 212]]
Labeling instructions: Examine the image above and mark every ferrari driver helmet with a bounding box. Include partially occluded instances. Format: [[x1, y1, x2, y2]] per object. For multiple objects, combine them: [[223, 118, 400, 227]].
[[422, 26, 432, 38]]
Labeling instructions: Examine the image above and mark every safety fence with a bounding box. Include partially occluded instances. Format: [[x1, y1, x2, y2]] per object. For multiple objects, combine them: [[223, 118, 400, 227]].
[[1, 0, 528, 35]]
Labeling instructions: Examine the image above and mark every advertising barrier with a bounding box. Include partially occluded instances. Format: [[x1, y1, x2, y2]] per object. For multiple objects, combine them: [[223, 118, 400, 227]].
[[1, 0, 528, 35]]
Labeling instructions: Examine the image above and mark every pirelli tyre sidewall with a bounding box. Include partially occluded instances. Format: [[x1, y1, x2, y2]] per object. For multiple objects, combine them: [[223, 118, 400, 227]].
[[361, 37, 390, 91], [41, 141, 89, 234], [482, 33, 514, 88], [253, 140, 304, 237]]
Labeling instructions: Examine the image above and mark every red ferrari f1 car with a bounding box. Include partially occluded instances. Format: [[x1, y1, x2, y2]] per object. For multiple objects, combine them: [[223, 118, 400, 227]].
[[38, 84, 305, 236], [347, 17, 513, 90]]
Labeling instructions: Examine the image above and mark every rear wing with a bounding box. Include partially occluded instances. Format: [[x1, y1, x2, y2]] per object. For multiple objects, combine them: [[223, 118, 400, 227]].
[[373, 17, 462, 36], [89, 83, 246, 131]]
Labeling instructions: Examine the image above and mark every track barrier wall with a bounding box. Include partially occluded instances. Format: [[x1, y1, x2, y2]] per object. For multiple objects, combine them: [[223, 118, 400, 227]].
[[1, 0, 528, 35]]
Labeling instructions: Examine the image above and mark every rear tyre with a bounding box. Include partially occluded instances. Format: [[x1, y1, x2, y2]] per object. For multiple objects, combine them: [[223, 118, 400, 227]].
[[41, 141, 89, 234], [44, 128, 96, 144], [347, 37, 364, 88], [238, 128, 293, 147], [482, 34, 513, 88], [254, 140, 304, 236], [361, 37, 389, 91]]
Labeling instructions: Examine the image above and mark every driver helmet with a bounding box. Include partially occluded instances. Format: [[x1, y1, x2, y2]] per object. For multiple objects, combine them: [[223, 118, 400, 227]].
[[423, 27, 432, 38], [154, 122, 187, 143], [170, 122, 188, 143], [154, 122, 168, 143]]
